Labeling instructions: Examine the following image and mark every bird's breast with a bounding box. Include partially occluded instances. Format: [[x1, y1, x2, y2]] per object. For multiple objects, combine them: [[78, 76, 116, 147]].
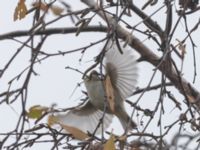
[[84, 80, 107, 110]]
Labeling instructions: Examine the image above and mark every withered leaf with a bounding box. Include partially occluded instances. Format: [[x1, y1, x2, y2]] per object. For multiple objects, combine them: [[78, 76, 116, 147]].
[[14, 0, 27, 21], [50, 5, 64, 16], [32, 2, 49, 12], [104, 134, 116, 150], [27, 105, 48, 119]]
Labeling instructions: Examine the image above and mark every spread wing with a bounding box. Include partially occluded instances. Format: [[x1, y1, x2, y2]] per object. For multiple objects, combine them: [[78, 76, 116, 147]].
[[104, 40, 138, 99], [55, 101, 113, 134]]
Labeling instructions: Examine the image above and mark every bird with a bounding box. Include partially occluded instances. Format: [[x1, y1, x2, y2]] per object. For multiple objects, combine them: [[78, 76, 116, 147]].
[[55, 39, 138, 134]]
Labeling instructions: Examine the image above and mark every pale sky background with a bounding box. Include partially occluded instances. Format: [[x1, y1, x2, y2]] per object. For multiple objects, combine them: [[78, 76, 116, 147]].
[[0, 0, 200, 149]]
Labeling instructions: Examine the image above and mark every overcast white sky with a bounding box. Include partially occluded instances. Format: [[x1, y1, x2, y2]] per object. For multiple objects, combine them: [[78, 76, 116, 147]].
[[0, 0, 200, 149]]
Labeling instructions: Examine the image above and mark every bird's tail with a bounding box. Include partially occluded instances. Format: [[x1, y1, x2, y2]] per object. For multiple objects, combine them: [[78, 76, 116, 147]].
[[116, 108, 137, 131]]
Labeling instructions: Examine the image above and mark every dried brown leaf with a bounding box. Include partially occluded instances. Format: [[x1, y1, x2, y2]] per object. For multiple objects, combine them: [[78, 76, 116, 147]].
[[104, 134, 116, 150], [32, 2, 49, 12], [187, 94, 196, 103], [50, 5, 64, 16], [14, 0, 27, 21]]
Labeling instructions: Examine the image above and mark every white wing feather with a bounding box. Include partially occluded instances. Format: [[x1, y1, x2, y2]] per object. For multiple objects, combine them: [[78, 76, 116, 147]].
[[105, 40, 138, 99], [55, 101, 113, 134]]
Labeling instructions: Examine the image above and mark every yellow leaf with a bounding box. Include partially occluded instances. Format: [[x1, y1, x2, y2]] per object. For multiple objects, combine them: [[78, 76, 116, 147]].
[[104, 134, 116, 150], [104, 75, 115, 113], [50, 5, 64, 16], [27, 105, 48, 119], [59, 123, 89, 140], [14, 0, 27, 21]]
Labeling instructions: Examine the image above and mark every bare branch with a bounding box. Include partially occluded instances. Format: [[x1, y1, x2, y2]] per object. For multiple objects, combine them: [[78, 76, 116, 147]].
[[81, 0, 200, 108], [0, 26, 107, 41]]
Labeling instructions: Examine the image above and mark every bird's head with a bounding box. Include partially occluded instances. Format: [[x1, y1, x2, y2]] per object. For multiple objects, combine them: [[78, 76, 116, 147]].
[[84, 70, 105, 82], [89, 70, 101, 81]]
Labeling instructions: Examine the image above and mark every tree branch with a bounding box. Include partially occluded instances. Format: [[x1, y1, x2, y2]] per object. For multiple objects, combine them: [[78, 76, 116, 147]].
[[81, 0, 200, 108], [0, 26, 107, 41]]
